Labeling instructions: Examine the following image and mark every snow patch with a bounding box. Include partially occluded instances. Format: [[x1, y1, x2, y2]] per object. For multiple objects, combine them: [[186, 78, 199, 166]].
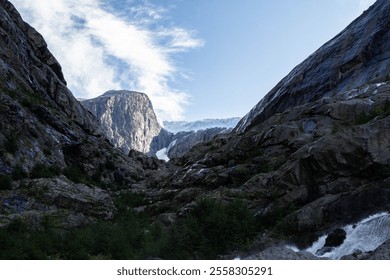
[[156, 148, 169, 162]]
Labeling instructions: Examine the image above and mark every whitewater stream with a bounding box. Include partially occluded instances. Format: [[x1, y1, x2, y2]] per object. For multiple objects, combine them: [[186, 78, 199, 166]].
[[302, 212, 390, 259]]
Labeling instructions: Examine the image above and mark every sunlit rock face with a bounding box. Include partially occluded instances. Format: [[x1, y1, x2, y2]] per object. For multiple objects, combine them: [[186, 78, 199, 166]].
[[81, 90, 162, 155]]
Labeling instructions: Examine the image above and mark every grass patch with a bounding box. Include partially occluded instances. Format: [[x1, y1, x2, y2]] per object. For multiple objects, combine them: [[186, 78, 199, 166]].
[[354, 101, 390, 125]]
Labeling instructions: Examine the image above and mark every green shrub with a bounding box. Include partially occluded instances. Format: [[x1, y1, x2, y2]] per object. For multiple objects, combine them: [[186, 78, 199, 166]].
[[63, 165, 109, 189], [63, 165, 84, 183], [0, 174, 12, 190], [115, 192, 146, 211], [30, 164, 61, 179], [354, 103, 390, 125], [5, 135, 18, 154], [12, 165, 27, 180], [0, 198, 257, 260], [163, 199, 257, 259]]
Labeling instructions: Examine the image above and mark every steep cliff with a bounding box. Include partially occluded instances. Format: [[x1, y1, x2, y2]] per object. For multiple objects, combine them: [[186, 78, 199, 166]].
[[235, 0, 390, 132], [143, 0, 390, 257], [0, 0, 147, 229], [81, 90, 162, 154]]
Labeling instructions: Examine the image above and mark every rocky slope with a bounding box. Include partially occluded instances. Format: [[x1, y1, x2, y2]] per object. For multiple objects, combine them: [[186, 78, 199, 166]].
[[166, 127, 231, 159], [235, 0, 390, 133], [0, 0, 150, 229], [141, 0, 390, 258], [81, 90, 163, 155], [153, 127, 231, 160]]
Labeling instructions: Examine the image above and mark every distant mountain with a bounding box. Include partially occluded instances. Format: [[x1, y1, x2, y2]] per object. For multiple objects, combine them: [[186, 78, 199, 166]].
[[154, 127, 230, 161], [81, 90, 162, 154], [81, 92, 240, 159], [163, 118, 240, 134]]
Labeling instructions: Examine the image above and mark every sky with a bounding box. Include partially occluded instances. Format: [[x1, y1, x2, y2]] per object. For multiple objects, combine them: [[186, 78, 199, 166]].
[[11, 0, 376, 121]]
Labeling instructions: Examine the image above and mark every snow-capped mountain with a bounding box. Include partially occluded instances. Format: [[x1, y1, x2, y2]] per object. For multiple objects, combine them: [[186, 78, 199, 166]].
[[163, 117, 241, 134]]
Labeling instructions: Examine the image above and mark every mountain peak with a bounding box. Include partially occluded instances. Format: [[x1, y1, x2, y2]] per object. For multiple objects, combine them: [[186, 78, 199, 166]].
[[81, 90, 161, 154], [101, 90, 147, 98]]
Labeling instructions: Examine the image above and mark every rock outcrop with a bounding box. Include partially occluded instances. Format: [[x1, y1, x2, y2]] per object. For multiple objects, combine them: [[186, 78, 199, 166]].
[[81, 90, 163, 154]]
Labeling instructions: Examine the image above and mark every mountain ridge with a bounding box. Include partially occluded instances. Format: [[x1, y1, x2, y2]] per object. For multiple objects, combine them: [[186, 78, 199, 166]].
[[235, 0, 390, 132]]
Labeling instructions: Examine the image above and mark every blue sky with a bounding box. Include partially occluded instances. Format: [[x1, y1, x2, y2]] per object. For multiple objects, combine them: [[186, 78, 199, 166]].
[[11, 0, 376, 121]]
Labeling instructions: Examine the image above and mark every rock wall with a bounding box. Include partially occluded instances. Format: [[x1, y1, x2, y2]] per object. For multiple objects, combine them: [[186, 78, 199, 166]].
[[81, 90, 162, 154], [235, 0, 390, 132]]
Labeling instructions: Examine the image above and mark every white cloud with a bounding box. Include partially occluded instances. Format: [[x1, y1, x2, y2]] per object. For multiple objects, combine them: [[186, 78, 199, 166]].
[[11, 0, 203, 120], [359, 0, 376, 13]]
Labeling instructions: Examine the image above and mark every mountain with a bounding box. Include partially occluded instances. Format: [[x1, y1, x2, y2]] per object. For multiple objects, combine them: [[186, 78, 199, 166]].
[[81, 91, 236, 159], [153, 118, 240, 160], [154, 127, 230, 160], [0, 0, 150, 230], [163, 118, 240, 134], [142, 0, 390, 259], [81, 90, 162, 154], [1, 0, 390, 260], [235, 0, 390, 132]]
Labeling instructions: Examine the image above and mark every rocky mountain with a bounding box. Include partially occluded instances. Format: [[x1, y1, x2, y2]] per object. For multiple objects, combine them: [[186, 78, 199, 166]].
[[0, 0, 151, 229], [81, 90, 162, 155], [235, 0, 390, 133], [1, 0, 390, 260], [163, 118, 240, 134], [141, 0, 390, 259], [81, 91, 238, 159], [154, 127, 230, 160]]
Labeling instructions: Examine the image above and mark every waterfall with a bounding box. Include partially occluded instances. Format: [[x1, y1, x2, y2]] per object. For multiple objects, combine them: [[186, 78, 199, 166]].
[[304, 212, 390, 259]]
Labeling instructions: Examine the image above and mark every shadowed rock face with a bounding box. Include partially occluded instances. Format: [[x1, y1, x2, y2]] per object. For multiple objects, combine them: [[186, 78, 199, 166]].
[[0, 0, 148, 228], [235, 0, 390, 133], [142, 0, 390, 251], [81, 90, 162, 154]]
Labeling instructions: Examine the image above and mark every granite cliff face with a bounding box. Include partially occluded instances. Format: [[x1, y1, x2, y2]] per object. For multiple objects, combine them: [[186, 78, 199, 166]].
[[0, 0, 148, 228], [81, 90, 162, 155], [235, 0, 390, 132], [142, 0, 390, 258]]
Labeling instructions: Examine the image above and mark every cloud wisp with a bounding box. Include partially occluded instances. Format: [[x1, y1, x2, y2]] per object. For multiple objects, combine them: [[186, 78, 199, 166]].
[[11, 0, 203, 120]]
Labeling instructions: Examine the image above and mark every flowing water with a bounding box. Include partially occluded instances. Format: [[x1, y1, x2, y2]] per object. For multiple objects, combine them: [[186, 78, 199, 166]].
[[304, 212, 390, 259]]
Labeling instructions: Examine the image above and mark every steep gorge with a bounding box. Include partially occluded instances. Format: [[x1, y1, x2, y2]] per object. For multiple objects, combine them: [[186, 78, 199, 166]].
[[0, 0, 390, 260]]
